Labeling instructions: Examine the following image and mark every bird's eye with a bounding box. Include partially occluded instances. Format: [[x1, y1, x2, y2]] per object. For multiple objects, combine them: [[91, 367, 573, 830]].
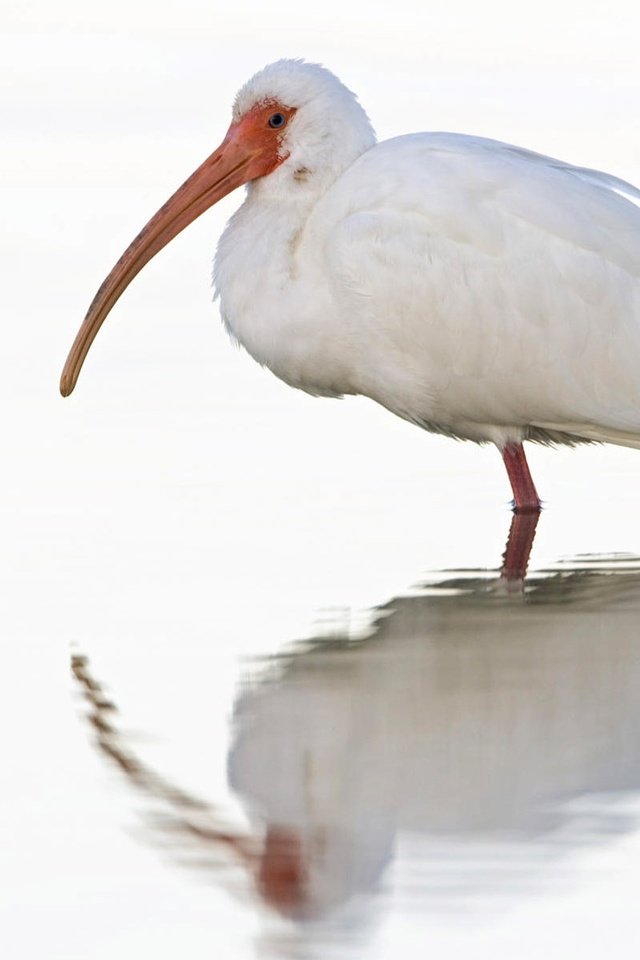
[[268, 112, 287, 129]]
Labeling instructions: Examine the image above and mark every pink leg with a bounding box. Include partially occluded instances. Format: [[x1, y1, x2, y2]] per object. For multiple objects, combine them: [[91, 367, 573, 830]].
[[501, 442, 542, 514], [500, 511, 540, 583]]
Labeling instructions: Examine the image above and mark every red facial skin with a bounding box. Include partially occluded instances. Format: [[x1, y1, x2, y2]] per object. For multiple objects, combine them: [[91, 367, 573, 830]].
[[257, 826, 310, 914], [59, 101, 296, 397]]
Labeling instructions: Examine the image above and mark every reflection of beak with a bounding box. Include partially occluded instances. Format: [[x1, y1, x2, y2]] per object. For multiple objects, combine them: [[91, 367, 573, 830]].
[[60, 131, 260, 397]]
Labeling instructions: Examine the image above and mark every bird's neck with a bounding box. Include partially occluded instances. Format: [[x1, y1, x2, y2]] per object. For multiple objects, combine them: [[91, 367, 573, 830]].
[[214, 73, 377, 387], [213, 178, 352, 397]]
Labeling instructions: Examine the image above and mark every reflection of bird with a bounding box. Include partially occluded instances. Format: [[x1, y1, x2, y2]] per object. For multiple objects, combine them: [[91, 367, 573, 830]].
[[60, 60, 640, 511], [229, 560, 640, 917], [71, 561, 640, 922]]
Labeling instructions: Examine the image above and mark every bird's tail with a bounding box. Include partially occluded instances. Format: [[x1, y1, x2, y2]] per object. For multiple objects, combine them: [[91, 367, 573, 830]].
[[533, 421, 640, 450]]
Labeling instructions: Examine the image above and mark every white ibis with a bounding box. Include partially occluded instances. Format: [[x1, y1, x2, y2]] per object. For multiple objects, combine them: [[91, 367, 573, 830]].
[[60, 59, 640, 516]]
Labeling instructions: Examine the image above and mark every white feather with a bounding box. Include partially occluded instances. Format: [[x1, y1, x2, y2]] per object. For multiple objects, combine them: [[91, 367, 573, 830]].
[[214, 60, 640, 449]]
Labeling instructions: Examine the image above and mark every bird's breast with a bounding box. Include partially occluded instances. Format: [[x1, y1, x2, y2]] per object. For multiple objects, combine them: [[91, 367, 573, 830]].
[[214, 202, 357, 398]]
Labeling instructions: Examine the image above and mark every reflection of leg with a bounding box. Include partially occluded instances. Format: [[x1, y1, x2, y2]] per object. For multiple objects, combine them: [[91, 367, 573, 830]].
[[500, 443, 542, 513], [500, 511, 540, 583]]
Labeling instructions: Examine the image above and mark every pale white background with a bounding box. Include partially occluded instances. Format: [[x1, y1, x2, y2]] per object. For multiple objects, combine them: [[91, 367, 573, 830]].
[[2, 1, 640, 957]]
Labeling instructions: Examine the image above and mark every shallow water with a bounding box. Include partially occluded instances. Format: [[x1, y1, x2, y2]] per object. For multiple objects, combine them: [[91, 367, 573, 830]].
[[62, 556, 640, 959]]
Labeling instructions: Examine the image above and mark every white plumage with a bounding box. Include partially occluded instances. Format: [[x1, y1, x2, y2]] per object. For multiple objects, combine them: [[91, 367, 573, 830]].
[[60, 59, 640, 513], [216, 61, 640, 448]]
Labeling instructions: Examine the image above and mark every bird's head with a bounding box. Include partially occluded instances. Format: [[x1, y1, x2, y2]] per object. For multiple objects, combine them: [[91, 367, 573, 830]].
[[59, 59, 374, 397]]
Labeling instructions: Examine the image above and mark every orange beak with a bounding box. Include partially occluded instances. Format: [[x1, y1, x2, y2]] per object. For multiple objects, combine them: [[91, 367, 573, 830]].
[[59, 125, 267, 397]]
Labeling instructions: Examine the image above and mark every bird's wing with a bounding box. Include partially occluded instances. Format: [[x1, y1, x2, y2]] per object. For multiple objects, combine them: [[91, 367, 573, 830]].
[[319, 132, 640, 283], [500, 141, 640, 211], [307, 133, 640, 439]]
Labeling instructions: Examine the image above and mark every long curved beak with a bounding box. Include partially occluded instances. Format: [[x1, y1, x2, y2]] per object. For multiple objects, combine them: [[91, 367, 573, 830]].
[[60, 130, 259, 397]]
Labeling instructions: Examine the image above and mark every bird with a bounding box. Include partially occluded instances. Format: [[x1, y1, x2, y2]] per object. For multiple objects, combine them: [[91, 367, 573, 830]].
[[60, 59, 640, 517]]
